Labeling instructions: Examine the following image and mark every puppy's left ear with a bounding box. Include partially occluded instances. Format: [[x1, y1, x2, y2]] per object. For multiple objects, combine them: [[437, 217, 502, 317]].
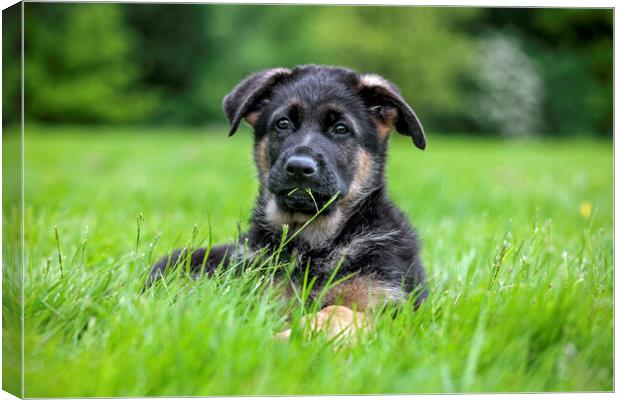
[[223, 67, 292, 136], [358, 74, 426, 150]]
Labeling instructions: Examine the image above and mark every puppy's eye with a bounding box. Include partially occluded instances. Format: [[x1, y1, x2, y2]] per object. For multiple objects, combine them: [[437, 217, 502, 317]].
[[276, 118, 292, 130], [333, 123, 350, 135]]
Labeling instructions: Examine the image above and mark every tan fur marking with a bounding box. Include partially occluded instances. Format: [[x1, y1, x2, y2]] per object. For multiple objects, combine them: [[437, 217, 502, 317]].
[[359, 74, 399, 141], [376, 106, 398, 140], [342, 149, 374, 206], [245, 111, 260, 126], [255, 137, 270, 180], [298, 208, 344, 247], [376, 121, 393, 139], [323, 276, 404, 311], [264, 196, 344, 247]]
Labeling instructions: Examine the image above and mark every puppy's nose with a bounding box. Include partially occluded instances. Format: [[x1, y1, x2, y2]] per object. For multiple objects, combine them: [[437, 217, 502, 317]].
[[285, 155, 318, 179]]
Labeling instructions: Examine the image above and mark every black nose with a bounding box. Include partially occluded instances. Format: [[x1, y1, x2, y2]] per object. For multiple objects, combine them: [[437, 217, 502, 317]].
[[285, 155, 318, 180]]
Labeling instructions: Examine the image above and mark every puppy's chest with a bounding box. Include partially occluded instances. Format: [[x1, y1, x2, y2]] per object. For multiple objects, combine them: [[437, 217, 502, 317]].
[[245, 222, 393, 281], [292, 245, 342, 273], [256, 237, 363, 281]]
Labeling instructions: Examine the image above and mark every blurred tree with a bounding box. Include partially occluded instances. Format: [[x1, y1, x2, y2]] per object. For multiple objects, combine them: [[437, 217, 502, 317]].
[[484, 8, 613, 137], [24, 3, 158, 123], [470, 31, 544, 136], [195, 5, 326, 123], [306, 7, 481, 131], [2, 3, 21, 128], [194, 5, 481, 131], [11, 4, 612, 137], [124, 4, 211, 124]]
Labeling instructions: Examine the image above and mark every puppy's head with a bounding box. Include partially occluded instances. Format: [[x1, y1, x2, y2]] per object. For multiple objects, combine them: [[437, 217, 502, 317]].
[[223, 65, 425, 220]]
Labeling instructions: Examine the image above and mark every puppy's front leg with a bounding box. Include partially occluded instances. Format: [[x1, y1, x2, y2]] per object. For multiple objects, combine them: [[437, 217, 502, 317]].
[[274, 305, 370, 341], [275, 276, 399, 341]]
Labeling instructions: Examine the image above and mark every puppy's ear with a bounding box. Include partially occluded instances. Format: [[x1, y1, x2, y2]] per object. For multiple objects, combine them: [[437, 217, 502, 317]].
[[222, 67, 292, 136], [359, 74, 426, 150]]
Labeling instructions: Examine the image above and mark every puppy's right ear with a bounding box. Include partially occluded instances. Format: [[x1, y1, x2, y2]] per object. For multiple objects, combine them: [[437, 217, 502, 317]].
[[222, 67, 292, 136], [359, 74, 426, 150]]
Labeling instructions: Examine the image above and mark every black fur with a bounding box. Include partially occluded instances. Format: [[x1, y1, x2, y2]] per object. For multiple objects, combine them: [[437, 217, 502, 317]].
[[146, 244, 235, 286], [149, 65, 428, 309]]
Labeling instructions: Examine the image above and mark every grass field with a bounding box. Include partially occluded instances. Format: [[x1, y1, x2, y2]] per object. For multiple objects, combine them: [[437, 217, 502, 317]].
[[3, 126, 613, 396]]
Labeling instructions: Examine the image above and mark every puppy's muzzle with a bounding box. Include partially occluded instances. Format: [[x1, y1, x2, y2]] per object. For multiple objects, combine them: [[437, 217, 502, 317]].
[[268, 149, 339, 213]]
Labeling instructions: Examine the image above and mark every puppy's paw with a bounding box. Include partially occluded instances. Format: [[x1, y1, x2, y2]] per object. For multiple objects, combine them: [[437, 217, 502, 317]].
[[273, 328, 292, 341], [274, 305, 371, 342]]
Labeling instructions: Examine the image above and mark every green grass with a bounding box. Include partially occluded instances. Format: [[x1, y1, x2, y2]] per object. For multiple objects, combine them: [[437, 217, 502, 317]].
[[3, 125, 613, 396]]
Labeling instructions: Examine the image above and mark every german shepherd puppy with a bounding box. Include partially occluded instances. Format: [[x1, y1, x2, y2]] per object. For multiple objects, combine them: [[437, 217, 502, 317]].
[[149, 65, 428, 336]]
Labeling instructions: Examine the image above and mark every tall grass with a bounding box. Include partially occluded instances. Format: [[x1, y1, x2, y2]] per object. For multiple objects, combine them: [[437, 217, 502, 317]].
[[3, 126, 613, 395]]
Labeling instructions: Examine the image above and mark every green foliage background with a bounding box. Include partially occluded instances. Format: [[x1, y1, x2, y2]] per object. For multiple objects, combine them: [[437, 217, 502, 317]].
[[2, 4, 613, 136], [3, 128, 613, 395]]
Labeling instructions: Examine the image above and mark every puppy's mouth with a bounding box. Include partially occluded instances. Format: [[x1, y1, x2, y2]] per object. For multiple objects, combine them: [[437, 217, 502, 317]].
[[273, 188, 339, 214]]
